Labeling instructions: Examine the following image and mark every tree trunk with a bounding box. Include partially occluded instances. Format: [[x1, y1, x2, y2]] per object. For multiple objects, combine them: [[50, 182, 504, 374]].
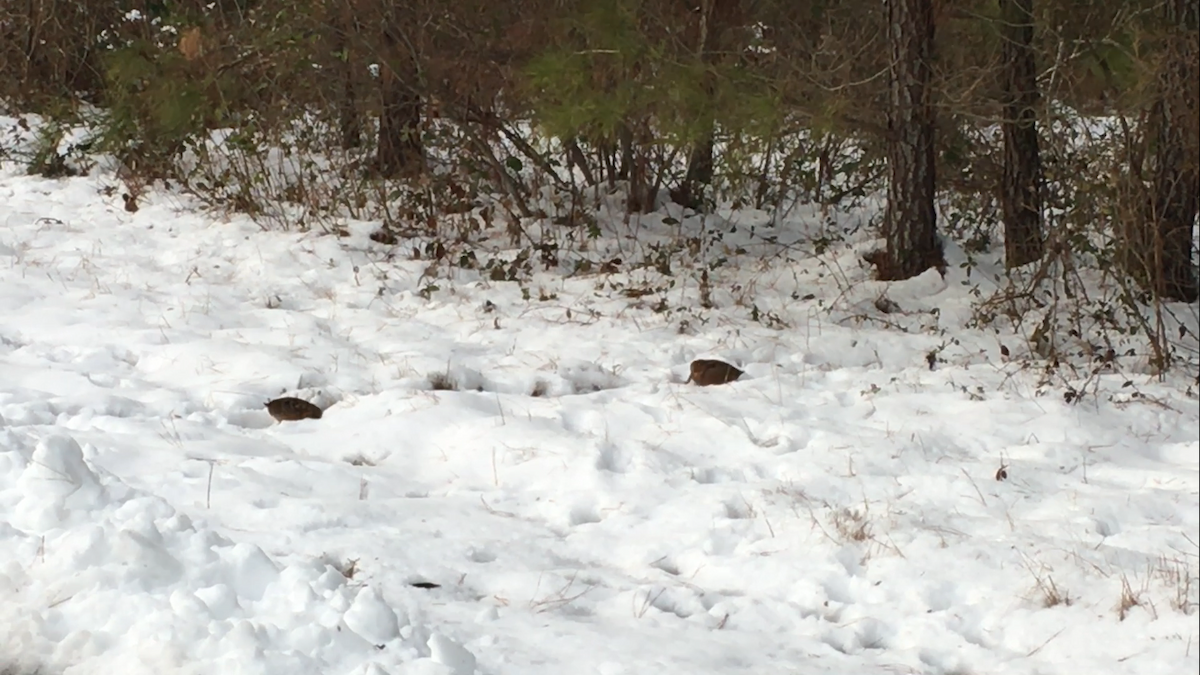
[[565, 137, 595, 186], [376, 25, 423, 178], [999, 0, 1045, 269], [680, 133, 715, 210], [881, 0, 943, 280], [340, 74, 362, 150], [618, 122, 634, 181], [677, 0, 717, 211], [1146, 0, 1199, 302], [626, 124, 653, 213], [622, 121, 660, 213], [332, 3, 361, 150]]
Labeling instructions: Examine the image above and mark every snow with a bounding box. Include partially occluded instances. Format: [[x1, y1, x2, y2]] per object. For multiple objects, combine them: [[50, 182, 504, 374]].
[[1, 123, 1198, 675]]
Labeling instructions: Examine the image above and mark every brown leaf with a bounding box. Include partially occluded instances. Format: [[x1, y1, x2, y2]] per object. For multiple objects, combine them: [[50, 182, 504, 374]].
[[178, 27, 204, 62]]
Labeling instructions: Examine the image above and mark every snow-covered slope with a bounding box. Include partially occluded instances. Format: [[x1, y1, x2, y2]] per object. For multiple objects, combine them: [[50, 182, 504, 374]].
[[1, 141, 1197, 675]]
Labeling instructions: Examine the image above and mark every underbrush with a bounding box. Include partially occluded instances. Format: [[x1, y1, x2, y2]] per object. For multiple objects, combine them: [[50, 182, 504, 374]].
[[1, 108, 1196, 396]]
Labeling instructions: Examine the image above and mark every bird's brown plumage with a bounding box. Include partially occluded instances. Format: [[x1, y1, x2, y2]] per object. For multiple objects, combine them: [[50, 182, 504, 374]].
[[265, 397, 323, 422], [686, 359, 743, 386]]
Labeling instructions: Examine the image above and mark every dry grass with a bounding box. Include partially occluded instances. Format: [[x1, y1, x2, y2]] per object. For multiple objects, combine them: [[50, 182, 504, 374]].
[[427, 369, 459, 391], [1024, 562, 1072, 608], [1035, 574, 1071, 608], [1152, 555, 1198, 615], [831, 507, 871, 543], [1116, 573, 1153, 621], [528, 571, 596, 614]]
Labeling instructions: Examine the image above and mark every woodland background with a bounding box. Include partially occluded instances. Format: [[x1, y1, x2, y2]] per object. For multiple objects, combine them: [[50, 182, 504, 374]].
[[1, 0, 1197, 370]]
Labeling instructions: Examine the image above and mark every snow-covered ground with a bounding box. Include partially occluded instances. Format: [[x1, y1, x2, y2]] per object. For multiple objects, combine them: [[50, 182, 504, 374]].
[[1, 125, 1198, 675]]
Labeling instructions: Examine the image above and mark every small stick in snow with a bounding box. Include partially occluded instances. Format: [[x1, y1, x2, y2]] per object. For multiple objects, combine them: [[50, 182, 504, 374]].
[[206, 461, 215, 509], [960, 467, 988, 506]]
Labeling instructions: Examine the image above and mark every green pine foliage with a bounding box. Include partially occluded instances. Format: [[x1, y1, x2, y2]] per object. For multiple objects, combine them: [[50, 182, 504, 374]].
[[522, 0, 782, 151]]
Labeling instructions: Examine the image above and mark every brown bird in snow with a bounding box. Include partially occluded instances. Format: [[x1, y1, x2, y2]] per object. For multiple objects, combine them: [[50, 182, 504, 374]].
[[265, 397, 323, 422], [686, 359, 744, 386]]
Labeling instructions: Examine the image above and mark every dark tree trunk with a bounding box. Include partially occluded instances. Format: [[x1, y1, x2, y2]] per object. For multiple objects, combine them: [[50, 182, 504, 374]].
[[1000, 0, 1045, 269], [677, 0, 740, 212], [565, 137, 595, 186], [1146, 0, 1199, 301], [340, 75, 362, 150], [622, 122, 659, 213], [881, 0, 943, 280], [679, 133, 715, 211], [626, 128, 653, 213], [599, 138, 619, 187], [376, 25, 423, 178], [676, 0, 718, 212], [332, 4, 361, 150], [618, 122, 634, 181]]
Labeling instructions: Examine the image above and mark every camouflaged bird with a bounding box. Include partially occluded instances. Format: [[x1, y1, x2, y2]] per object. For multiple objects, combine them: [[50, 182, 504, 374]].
[[686, 359, 743, 386], [265, 397, 324, 422]]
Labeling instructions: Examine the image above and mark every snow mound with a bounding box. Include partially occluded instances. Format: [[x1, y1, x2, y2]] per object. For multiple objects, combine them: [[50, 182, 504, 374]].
[[0, 428, 458, 675]]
